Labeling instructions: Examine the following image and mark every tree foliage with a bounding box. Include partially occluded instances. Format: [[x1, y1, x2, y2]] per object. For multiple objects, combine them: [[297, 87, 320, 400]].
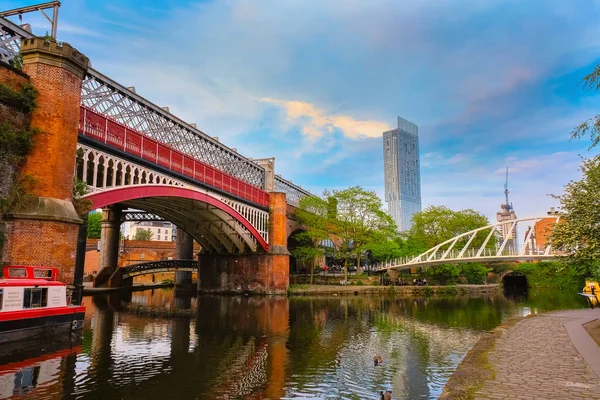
[[87, 211, 102, 239], [290, 195, 331, 283], [134, 228, 154, 241], [294, 186, 398, 280], [550, 156, 600, 280], [327, 186, 397, 279], [571, 64, 600, 149], [408, 205, 492, 251]]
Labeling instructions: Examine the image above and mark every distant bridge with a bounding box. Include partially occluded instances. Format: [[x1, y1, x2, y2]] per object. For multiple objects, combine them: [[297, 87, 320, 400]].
[[378, 216, 561, 272], [121, 260, 198, 279]]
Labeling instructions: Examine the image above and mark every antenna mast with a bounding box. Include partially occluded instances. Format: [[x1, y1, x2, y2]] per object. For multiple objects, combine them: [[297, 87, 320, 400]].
[[504, 167, 511, 210]]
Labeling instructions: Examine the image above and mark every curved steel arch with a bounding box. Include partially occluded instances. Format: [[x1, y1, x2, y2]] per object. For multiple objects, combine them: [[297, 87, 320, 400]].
[[84, 185, 269, 253], [379, 216, 561, 271]]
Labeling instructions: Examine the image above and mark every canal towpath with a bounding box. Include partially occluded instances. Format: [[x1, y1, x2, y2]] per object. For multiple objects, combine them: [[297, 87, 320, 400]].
[[442, 308, 600, 399]]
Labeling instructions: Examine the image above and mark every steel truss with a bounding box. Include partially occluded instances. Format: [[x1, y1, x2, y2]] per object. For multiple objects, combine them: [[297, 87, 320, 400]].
[[0, 15, 313, 206], [122, 211, 164, 222], [378, 216, 562, 271], [275, 176, 313, 207]]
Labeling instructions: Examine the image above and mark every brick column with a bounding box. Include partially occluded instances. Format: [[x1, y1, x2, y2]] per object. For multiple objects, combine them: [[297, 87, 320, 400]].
[[197, 193, 290, 294], [2, 38, 89, 284], [175, 227, 194, 290]]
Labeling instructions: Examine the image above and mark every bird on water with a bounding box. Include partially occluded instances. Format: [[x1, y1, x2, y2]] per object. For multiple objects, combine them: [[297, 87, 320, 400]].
[[373, 354, 383, 366]]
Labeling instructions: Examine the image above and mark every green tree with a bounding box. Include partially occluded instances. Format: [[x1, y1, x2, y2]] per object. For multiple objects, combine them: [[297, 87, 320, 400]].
[[87, 211, 102, 239], [134, 228, 154, 241], [292, 195, 331, 284], [408, 206, 492, 252], [327, 186, 398, 280], [554, 63, 600, 281], [571, 64, 600, 148], [550, 156, 600, 280]]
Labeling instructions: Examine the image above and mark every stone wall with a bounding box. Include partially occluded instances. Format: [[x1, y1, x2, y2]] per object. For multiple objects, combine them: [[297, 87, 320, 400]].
[[198, 253, 289, 294]]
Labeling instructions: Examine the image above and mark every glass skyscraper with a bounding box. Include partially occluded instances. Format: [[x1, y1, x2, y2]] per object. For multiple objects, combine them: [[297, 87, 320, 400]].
[[383, 117, 422, 231]]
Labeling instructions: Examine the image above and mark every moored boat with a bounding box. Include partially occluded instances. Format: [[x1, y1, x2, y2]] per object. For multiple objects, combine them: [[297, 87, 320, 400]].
[[0, 266, 85, 345]]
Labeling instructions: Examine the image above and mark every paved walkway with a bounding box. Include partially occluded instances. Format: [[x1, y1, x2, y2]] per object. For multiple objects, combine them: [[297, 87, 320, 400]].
[[475, 309, 600, 400]]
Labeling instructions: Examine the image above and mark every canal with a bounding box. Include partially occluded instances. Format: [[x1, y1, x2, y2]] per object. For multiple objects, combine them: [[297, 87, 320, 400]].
[[0, 289, 587, 399]]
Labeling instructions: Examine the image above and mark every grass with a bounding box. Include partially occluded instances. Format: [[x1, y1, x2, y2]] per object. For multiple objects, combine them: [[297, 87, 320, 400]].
[[584, 319, 600, 346]]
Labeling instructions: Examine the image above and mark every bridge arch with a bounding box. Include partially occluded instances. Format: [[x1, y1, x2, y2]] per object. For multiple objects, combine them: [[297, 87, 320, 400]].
[[84, 185, 269, 254]]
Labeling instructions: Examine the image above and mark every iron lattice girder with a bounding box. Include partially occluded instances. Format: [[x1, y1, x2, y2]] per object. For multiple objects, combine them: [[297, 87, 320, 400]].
[[122, 211, 164, 222], [81, 69, 266, 188], [0, 15, 313, 205], [274, 175, 313, 207], [0, 17, 30, 63], [122, 259, 198, 279]]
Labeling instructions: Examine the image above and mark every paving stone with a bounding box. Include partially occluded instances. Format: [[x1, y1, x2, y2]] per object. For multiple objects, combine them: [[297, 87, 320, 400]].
[[473, 315, 600, 400]]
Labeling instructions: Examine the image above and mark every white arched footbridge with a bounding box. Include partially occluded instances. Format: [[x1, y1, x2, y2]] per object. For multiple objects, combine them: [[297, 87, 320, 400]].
[[378, 216, 561, 272]]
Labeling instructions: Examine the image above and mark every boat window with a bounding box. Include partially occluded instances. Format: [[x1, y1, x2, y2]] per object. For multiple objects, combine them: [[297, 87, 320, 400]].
[[7, 268, 27, 278], [23, 288, 48, 308], [33, 269, 53, 279], [0, 289, 3, 310]]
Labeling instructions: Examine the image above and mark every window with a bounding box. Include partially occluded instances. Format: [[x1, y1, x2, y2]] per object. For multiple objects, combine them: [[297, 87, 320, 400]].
[[158, 235, 161, 240], [23, 288, 48, 308], [33, 269, 53, 279], [158, 229, 161, 234], [0, 289, 3, 310]]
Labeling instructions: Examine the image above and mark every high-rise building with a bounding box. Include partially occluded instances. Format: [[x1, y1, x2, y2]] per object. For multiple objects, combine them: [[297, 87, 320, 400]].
[[383, 117, 422, 231]]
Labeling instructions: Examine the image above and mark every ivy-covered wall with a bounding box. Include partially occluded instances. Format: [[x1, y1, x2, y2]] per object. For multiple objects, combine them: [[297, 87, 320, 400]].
[[0, 62, 38, 261]]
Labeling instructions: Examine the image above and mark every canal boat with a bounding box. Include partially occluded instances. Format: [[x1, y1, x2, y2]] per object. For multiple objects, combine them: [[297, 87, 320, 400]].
[[0, 266, 85, 345], [580, 280, 600, 308]]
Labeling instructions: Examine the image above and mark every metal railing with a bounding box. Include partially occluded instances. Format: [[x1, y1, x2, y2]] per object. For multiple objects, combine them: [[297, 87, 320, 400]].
[[80, 106, 269, 207]]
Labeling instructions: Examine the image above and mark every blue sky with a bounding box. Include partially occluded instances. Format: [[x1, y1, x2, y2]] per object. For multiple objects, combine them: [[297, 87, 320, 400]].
[[3, 0, 600, 222]]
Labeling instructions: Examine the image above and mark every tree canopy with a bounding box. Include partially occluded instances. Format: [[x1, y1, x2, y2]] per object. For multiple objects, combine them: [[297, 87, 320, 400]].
[[87, 211, 102, 239], [571, 64, 600, 149], [293, 186, 398, 280], [407, 205, 492, 252], [553, 62, 600, 281], [134, 228, 154, 241], [291, 195, 331, 283], [550, 157, 600, 280]]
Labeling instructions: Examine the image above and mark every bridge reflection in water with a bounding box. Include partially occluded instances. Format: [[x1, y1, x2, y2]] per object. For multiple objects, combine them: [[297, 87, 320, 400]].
[[0, 289, 588, 399]]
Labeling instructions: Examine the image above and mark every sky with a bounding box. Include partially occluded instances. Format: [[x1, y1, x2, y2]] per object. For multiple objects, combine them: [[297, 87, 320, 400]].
[[2, 0, 600, 223]]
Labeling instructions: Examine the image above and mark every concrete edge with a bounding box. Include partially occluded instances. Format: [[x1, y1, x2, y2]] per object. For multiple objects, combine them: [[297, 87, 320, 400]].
[[560, 312, 600, 379]]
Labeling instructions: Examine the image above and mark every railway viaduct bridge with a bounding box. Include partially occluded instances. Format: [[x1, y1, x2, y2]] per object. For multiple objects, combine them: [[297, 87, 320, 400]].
[[0, 18, 308, 294]]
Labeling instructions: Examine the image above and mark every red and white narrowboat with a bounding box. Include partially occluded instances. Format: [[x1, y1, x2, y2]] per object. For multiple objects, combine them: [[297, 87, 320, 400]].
[[0, 266, 85, 344]]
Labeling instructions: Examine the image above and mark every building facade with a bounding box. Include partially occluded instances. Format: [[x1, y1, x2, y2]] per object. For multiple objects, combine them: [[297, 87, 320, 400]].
[[127, 221, 175, 242], [383, 117, 422, 231]]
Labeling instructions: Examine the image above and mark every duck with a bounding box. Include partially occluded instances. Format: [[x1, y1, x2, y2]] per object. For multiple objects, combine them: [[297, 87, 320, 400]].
[[373, 354, 383, 366], [379, 390, 392, 400]]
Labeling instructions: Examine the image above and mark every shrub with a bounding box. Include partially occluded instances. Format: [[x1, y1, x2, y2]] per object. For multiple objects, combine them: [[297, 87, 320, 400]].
[[462, 263, 491, 284]]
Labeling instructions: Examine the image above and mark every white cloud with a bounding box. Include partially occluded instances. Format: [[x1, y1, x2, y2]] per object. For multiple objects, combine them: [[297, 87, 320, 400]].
[[260, 98, 390, 139]]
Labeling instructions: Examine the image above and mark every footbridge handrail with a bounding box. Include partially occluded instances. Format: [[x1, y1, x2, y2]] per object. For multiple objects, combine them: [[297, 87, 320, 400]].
[[378, 215, 561, 271]]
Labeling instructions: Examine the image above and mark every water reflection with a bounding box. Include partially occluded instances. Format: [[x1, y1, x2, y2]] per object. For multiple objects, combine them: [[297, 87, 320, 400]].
[[0, 289, 587, 399]]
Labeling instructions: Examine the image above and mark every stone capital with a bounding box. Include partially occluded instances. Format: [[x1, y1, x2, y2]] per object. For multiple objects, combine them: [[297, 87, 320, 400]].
[[4, 196, 82, 225], [21, 37, 89, 79]]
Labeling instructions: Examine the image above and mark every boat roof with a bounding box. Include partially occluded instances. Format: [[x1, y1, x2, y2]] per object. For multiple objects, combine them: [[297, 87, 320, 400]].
[[0, 279, 65, 287]]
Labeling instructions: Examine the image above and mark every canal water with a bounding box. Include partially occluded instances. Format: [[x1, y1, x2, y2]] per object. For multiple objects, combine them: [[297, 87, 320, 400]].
[[0, 289, 586, 399]]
